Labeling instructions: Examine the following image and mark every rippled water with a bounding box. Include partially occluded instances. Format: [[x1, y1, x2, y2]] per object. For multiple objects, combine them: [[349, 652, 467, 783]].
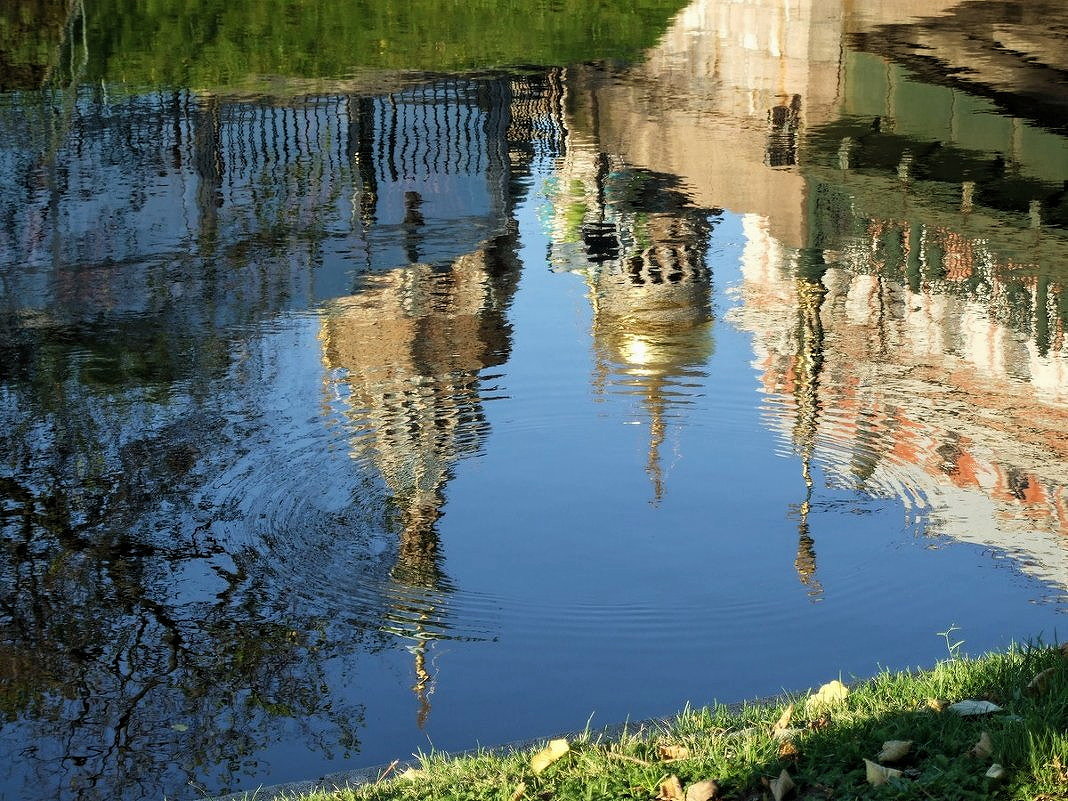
[[1, 1, 1067, 799]]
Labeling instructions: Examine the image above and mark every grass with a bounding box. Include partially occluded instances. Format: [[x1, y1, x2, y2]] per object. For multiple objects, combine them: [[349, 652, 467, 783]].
[[233, 643, 1068, 801]]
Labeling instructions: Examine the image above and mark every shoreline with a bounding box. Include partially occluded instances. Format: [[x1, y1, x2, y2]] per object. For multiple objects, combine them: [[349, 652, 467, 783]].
[[209, 644, 1068, 801], [208, 691, 812, 801], [209, 714, 685, 800]]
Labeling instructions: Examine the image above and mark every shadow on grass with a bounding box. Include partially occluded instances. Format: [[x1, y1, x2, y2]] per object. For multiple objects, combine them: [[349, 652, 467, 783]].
[[667, 644, 1068, 800]]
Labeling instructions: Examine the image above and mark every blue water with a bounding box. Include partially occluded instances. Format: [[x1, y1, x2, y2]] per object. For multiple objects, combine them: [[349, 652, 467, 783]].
[[1, 4, 1067, 799]]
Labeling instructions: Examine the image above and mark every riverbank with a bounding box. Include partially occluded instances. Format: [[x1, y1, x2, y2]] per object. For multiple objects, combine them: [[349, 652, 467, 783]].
[[223, 643, 1068, 801]]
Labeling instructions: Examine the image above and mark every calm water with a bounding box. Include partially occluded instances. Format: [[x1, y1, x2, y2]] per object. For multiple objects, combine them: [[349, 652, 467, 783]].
[[2, 1, 1067, 799]]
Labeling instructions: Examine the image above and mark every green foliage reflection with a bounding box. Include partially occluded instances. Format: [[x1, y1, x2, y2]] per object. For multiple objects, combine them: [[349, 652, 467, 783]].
[[3, 0, 690, 91]]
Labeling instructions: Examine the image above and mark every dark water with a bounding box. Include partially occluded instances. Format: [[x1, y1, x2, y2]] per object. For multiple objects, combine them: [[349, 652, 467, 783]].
[[1, 1, 1067, 799]]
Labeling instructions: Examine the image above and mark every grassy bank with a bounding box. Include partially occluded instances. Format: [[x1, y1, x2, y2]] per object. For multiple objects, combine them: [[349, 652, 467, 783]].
[[258, 643, 1068, 800]]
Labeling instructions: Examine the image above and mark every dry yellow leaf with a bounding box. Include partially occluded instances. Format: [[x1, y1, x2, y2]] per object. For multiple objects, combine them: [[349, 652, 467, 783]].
[[779, 740, 800, 759], [397, 767, 424, 781], [509, 782, 527, 801], [772, 727, 802, 742], [1027, 667, 1056, 696], [864, 759, 903, 786], [769, 769, 795, 801], [530, 738, 569, 775], [970, 731, 993, 759], [772, 704, 795, 733], [684, 779, 720, 801], [877, 740, 912, 762], [810, 680, 849, 711], [925, 698, 949, 712], [1054, 756, 1068, 782], [657, 744, 692, 761], [986, 763, 1006, 780], [658, 775, 685, 801]]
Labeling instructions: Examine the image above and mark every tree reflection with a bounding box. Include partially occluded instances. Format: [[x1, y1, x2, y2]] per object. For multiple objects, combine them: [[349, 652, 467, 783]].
[[0, 342, 372, 799], [2, 2, 1067, 797], [0, 71, 551, 800]]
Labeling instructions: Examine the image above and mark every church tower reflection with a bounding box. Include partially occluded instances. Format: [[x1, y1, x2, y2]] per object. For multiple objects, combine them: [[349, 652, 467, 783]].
[[316, 74, 563, 724], [320, 234, 519, 725], [547, 114, 717, 502], [789, 248, 829, 599]]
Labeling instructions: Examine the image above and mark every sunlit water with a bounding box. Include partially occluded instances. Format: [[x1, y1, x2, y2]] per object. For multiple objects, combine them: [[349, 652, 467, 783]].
[[1, 1, 1067, 799]]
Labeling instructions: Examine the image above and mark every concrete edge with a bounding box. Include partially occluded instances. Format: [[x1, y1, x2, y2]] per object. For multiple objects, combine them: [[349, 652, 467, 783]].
[[206, 690, 811, 801]]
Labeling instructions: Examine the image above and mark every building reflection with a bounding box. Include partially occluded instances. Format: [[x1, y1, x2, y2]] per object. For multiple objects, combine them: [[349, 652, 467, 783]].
[[0, 66, 558, 789], [732, 213, 1068, 590], [849, 0, 1068, 137], [317, 75, 563, 723], [558, 0, 1068, 593], [319, 238, 519, 724], [545, 112, 717, 502]]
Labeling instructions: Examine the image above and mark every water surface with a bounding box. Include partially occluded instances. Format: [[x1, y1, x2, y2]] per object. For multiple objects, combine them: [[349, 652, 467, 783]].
[[1, 1, 1067, 799]]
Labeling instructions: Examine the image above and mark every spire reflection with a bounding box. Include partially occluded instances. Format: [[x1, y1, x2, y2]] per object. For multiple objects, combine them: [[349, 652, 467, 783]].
[[548, 143, 716, 502], [316, 74, 556, 724]]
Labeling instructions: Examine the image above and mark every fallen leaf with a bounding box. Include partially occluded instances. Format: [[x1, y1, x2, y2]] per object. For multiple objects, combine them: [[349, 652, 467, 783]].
[[985, 763, 1005, 780], [530, 738, 569, 775], [658, 775, 684, 801], [970, 731, 993, 759], [772, 727, 803, 742], [810, 680, 849, 711], [1055, 756, 1068, 782], [658, 744, 692, 761], [772, 704, 795, 734], [877, 740, 912, 762], [864, 759, 903, 786], [1027, 667, 1056, 696], [769, 769, 795, 801], [509, 782, 527, 801], [924, 698, 948, 712], [779, 740, 800, 760], [170, 723, 189, 732], [397, 768, 424, 781], [809, 715, 831, 731], [684, 779, 719, 801], [948, 700, 1002, 716]]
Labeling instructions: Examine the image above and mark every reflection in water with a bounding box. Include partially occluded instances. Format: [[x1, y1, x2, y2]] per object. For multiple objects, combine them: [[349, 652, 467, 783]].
[[0, 69, 546, 797], [561, 0, 1068, 593], [320, 236, 521, 724], [788, 250, 830, 599], [1, 1, 1068, 799], [0, 0, 691, 92], [732, 213, 1068, 589], [546, 96, 717, 502], [0, 340, 372, 799], [849, 0, 1068, 137], [316, 75, 556, 725]]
